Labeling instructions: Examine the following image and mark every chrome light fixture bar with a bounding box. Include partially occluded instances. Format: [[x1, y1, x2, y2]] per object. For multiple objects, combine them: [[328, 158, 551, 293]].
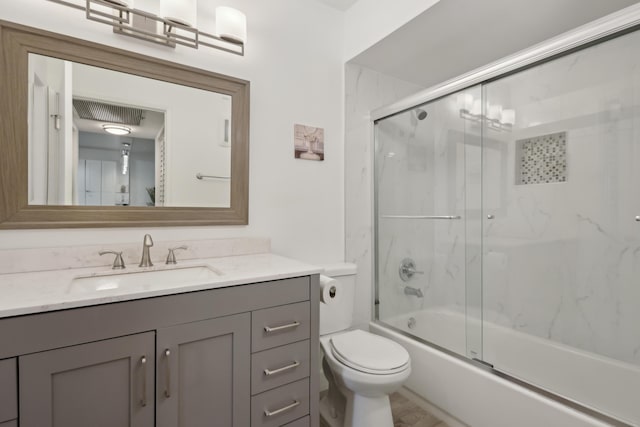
[[47, 0, 245, 56]]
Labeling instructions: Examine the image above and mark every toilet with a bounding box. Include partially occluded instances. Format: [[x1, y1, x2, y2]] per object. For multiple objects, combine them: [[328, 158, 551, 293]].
[[319, 264, 411, 427]]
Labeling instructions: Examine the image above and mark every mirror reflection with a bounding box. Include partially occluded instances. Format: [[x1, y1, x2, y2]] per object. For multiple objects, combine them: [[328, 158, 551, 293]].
[[28, 53, 232, 208]]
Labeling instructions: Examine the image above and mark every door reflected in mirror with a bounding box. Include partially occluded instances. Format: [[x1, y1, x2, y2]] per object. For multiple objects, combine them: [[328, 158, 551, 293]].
[[28, 53, 232, 208]]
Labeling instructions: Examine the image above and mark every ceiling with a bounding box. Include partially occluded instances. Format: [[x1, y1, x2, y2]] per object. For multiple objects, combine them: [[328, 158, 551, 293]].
[[350, 0, 640, 88], [313, 0, 359, 11], [73, 106, 164, 140]]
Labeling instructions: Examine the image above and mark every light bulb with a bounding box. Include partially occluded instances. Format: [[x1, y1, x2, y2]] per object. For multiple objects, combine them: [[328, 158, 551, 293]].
[[470, 99, 482, 116], [216, 7, 247, 44], [161, 0, 197, 27], [457, 93, 474, 111], [487, 104, 503, 121], [501, 109, 516, 126]]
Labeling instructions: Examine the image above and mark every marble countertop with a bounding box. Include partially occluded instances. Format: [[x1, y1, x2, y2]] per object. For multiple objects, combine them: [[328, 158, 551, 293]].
[[0, 253, 322, 318]]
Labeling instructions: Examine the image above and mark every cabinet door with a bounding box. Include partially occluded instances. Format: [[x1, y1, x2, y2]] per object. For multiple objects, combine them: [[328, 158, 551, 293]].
[[19, 332, 155, 427], [157, 313, 250, 427]]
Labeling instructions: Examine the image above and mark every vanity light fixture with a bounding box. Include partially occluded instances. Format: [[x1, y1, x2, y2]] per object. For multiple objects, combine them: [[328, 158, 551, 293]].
[[216, 6, 247, 44], [457, 93, 515, 132], [103, 124, 131, 135], [47, 0, 246, 56]]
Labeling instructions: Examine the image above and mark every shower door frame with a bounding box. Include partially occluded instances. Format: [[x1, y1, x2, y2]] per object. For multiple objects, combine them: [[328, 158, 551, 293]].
[[371, 4, 640, 427]]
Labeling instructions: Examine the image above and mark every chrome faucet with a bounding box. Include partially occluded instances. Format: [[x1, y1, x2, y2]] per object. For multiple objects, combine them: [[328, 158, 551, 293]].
[[404, 286, 424, 298], [139, 234, 154, 267]]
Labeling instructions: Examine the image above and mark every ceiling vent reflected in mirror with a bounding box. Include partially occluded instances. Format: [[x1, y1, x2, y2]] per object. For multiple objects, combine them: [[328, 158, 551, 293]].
[[73, 99, 144, 126]]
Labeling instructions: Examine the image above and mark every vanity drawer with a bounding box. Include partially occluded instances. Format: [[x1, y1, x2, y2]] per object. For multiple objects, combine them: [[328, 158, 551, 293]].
[[252, 340, 310, 395], [0, 358, 16, 423], [252, 301, 310, 352], [282, 416, 309, 427], [251, 378, 309, 427]]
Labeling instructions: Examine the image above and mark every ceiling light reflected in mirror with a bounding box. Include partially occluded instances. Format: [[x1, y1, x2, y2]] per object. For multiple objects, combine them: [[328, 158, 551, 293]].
[[103, 124, 131, 135]]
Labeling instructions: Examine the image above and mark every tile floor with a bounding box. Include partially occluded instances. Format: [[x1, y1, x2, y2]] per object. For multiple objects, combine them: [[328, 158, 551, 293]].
[[390, 392, 449, 427], [319, 391, 449, 427]]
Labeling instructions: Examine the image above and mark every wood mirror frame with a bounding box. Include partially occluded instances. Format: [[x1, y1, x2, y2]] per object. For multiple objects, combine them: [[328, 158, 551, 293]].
[[0, 21, 249, 229]]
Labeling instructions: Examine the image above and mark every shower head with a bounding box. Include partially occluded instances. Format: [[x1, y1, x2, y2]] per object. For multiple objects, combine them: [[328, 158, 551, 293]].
[[414, 108, 428, 120]]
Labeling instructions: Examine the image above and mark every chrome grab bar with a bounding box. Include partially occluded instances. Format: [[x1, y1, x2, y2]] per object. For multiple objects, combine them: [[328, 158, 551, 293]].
[[381, 215, 461, 220], [196, 173, 231, 180], [264, 321, 300, 333], [264, 400, 300, 417], [264, 360, 300, 376]]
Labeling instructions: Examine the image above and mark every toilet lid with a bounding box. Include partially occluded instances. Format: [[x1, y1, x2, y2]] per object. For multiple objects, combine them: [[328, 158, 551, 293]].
[[330, 330, 410, 375]]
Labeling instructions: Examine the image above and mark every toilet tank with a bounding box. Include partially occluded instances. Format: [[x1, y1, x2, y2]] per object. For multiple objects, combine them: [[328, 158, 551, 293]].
[[319, 263, 357, 335]]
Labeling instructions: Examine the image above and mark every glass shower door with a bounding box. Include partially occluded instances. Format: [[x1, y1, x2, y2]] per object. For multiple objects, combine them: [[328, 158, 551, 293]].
[[375, 86, 483, 359], [481, 28, 640, 424]]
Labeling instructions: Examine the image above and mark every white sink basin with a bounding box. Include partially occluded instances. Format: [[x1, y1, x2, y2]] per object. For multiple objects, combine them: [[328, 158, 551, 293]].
[[69, 265, 222, 293]]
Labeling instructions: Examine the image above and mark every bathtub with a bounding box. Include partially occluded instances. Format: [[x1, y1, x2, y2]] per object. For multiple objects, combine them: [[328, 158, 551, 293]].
[[372, 308, 640, 427]]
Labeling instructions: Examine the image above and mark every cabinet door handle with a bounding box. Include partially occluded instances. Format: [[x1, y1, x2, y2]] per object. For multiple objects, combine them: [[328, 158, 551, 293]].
[[140, 356, 147, 407], [164, 349, 171, 398], [264, 400, 300, 417], [264, 360, 300, 376], [264, 321, 300, 333]]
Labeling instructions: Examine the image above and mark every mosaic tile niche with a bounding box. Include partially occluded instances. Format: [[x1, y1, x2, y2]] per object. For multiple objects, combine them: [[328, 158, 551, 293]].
[[516, 131, 567, 185]]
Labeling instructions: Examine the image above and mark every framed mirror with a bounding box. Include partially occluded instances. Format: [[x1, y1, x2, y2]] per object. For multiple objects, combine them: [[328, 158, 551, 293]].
[[0, 20, 250, 229]]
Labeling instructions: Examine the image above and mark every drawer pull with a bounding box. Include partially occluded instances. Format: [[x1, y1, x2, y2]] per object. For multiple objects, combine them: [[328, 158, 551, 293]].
[[264, 400, 300, 417], [264, 360, 300, 376], [164, 349, 171, 398], [264, 321, 300, 333], [140, 356, 147, 407]]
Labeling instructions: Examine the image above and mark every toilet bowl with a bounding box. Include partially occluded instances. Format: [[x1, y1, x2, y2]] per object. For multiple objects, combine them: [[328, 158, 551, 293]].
[[320, 330, 411, 427], [319, 264, 411, 427]]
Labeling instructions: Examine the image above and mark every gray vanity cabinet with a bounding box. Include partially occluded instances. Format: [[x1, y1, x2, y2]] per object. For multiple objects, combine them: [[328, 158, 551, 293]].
[[156, 313, 251, 427], [0, 275, 319, 427], [19, 332, 156, 427]]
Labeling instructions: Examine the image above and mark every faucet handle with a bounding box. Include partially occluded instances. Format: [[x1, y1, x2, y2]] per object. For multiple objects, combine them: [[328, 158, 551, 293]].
[[99, 251, 126, 270], [166, 246, 188, 265], [399, 258, 424, 281]]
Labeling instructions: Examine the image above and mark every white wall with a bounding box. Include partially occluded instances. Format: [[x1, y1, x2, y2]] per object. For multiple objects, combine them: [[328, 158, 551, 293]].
[[343, 0, 440, 61], [0, 0, 345, 265]]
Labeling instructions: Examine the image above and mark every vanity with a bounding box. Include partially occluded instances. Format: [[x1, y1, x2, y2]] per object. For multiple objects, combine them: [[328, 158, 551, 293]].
[[0, 241, 321, 427], [0, 18, 320, 427]]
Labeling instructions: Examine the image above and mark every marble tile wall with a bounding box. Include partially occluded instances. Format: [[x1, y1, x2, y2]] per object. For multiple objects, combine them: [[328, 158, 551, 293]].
[[344, 64, 424, 328], [481, 29, 640, 367], [482, 116, 640, 367]]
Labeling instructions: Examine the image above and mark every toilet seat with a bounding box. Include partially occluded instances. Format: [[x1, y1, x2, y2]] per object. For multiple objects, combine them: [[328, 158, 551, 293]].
[[329, 330, 410, 375]]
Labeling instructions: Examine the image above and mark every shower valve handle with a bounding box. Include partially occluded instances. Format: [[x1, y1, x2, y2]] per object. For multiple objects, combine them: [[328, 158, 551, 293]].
[[399, 258, 423, 281]]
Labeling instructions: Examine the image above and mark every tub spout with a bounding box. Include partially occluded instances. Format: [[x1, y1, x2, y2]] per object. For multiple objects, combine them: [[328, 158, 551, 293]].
[[404, 286, 423, 298]]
